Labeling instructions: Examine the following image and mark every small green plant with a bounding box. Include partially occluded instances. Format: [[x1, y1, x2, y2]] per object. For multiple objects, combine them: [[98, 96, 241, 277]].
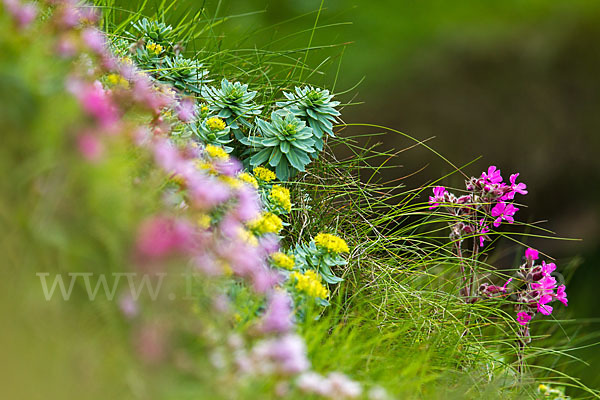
[[201, 78, 263, 138], [250, 110, 316, 180], [277, 86, 340, 151]]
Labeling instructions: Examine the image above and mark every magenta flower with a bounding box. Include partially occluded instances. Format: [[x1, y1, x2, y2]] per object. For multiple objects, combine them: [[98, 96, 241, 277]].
[[516, 311, 532, 326], [481, 165, 502, 184], [491, 201, 518, 227], [556, 285, 568, 306], [541, 261, 556, 275], [525, 248, 539, 261], [428, 186, 447, 209], [503, 173, 528, 200], [478, 218, 490, 247], [537, 295, 554, 315]]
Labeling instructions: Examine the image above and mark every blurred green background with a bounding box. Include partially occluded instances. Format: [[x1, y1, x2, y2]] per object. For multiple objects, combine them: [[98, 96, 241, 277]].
[[114, 0, 600, 390]]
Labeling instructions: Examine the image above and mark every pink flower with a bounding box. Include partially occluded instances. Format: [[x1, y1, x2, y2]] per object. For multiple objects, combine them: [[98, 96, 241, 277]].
[[260, 291, 294, 334], [68, 79, 119, 129], [503, 173, 527, 200], [81, 27, 108, 56], [541, 261, 556, 275], [556, 285, 568, 306], [481, 165, 502, 184], [516, 311, 532, 325], [177, 98, 196, 122], [491, 201, 518, 227], [525, 248, 539, 261], [537, 295, 554, 315], [428, 186, 447, 209], [3, 0, 37, 29], [478, 219, 490, 247], [251, 334, 310, 375], [136, 216, 194, 260], [77, 132, 103, 162]]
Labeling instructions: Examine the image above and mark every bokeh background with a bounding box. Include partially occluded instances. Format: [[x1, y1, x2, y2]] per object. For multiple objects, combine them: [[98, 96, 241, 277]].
[[106, 0, 600, 390]]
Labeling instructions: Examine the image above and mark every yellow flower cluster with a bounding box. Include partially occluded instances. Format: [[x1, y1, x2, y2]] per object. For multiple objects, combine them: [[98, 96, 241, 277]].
[[220, 175, 242, 188], [197, 214, 211, 229], [237, 228, 259, 247], [290, 270, 328, 299], [271, 252, 295, 270], [248, 212, 283, 235], [107, 73, 129, 88], [206, 116, 226, 131], [253, 166, 276, 182], [314, 233, 349, 254], [205, 144, 229, 160], [146, 42, 163, 55], [269, 185, 291, 212], [200, 104, 210, 116], [238, 172, 258, 189]]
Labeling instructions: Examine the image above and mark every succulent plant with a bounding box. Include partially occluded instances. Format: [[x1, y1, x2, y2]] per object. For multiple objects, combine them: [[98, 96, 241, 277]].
[[201, 79, 262, 138], [127, 18, 175, 48], [276, 86, 340, 151], [158, 55, 210, 94], [249, 110, 316, 180], [189, 116, 233, 152]]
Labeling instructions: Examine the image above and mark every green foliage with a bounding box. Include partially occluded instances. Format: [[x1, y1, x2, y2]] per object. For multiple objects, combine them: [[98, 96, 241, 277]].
[[127, 17, 175, 48], [250, 110, 316, 180], [201, 78, 263, 137], [277, 86, 340, 151]]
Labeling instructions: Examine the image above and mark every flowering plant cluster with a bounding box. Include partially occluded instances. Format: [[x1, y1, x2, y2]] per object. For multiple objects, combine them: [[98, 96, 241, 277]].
[[429, 166, 568, 361], [2, 1, 369, 397]]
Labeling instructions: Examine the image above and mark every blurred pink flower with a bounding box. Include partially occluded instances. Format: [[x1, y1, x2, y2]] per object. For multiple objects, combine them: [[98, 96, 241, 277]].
[[136, 216, 195, 260], [177, 98, 196, 122], [77, 132, 103, 162], [260, 291, 294, 334], [3, 0, 37, 29]]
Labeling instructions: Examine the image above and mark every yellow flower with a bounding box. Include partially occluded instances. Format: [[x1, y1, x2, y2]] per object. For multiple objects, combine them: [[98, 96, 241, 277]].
[[269, 185, 291, 212], [253, 166, 276, 182], [248, 212, 283, 235], [199, 104, 210, 117], [271, 252, 295, 270], [206, 116, 227, 131], [221, 175, 242, 189], [146, 42, 163, 55], [205, 144, 229, 160], [314, 233, 349, 254], [170, 174, 186, 186], [237, 228, 259, 247], [107, 73, 129, 88], [197, 214, 211, 229], [194, 160, 215, 173], [290, 270, 328, 299], [238, 172, 258, 189]]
